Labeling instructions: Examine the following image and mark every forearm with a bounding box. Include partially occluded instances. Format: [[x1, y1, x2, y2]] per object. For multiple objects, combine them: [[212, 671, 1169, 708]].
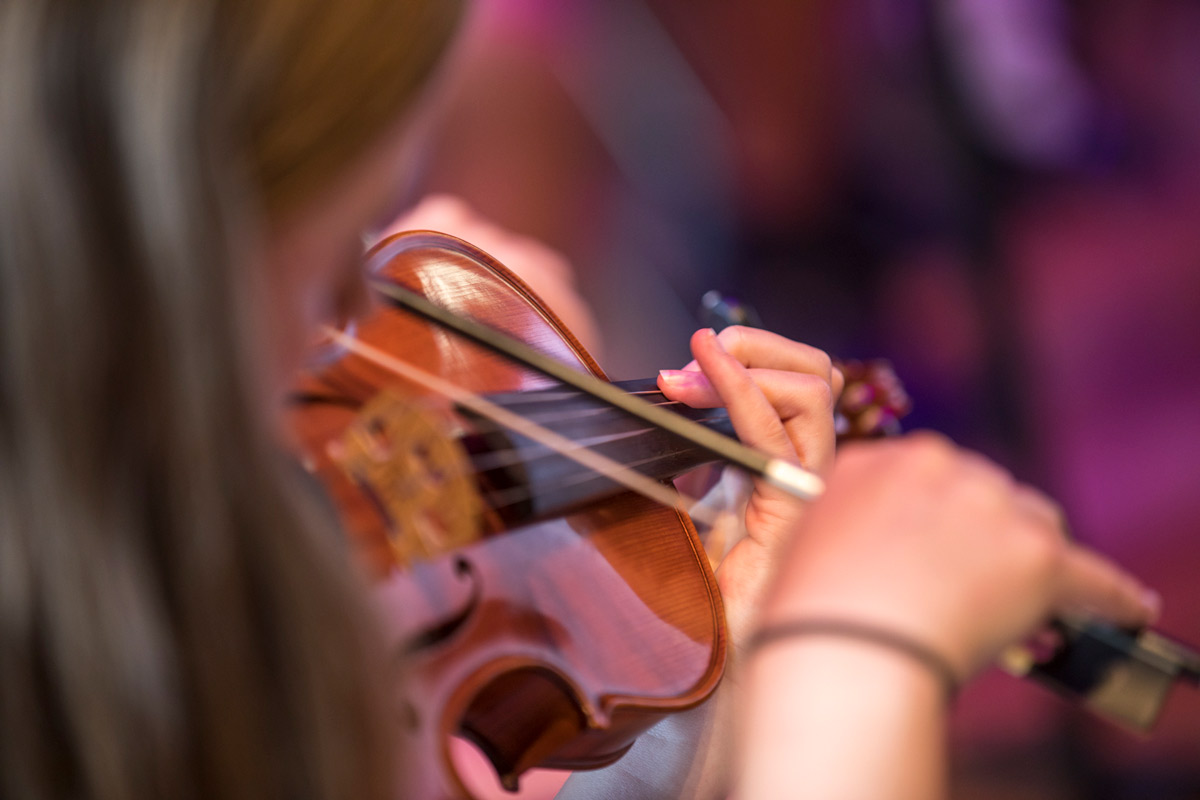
[[736, 637, 947, 800]]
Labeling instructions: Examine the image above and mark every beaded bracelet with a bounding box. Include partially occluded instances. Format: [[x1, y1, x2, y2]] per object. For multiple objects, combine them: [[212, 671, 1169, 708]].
[[745, 619, 961, 701]]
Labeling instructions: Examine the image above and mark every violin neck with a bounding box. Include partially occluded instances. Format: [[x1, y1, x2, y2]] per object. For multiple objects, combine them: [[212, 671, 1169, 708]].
[[461, 379, 735, 529]]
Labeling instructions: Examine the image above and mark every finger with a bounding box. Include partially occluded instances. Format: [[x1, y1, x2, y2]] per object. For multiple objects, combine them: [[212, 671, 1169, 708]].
[[659, 367, 834, 412], [687, 328, 797, 463], [658, 368, 721, 405], [768, 371, 838, 473], [677, 326, 838, 387], [1013, 483, 1072, 541], [720, 325, 846, 399], [1056, 546, 1161, 628], [661, 367, 837, 472], [677, 325, 832, 373], [830, 362, 845, 400]]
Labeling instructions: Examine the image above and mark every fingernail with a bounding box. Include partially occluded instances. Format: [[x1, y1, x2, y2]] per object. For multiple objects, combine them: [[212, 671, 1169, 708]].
[[658, 369, 696, 386], [700, 327, 728, 353], [1142, 589, 1162, 621]]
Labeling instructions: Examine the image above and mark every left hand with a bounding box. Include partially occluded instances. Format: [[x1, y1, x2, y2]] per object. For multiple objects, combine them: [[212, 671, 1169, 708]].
[[657, 326, 843, 649]]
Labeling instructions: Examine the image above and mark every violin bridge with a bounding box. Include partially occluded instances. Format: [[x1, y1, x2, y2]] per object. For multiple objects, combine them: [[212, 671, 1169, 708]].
[[332, 390, 483, 567]]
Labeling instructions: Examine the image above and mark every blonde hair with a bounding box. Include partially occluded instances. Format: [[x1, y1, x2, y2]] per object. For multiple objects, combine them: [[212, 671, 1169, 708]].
[[0, 1, 460, 798]]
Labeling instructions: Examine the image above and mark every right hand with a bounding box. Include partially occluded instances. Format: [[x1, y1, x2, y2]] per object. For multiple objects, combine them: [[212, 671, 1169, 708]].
[[758, 432, 1161, 681]]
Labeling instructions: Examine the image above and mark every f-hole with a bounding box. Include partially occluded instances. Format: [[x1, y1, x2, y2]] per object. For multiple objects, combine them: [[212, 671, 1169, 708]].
[[457, 667, 586, 793]]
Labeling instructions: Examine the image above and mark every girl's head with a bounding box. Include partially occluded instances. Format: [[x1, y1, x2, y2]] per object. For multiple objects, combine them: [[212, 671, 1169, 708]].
[[0, 1, 461, 798]]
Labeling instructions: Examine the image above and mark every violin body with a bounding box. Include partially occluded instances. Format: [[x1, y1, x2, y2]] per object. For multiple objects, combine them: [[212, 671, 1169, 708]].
[[290, 232, 726, 798]]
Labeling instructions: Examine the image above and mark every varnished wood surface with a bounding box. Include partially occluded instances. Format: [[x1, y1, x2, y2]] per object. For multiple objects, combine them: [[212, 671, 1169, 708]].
[[289, 232, 726, 798]]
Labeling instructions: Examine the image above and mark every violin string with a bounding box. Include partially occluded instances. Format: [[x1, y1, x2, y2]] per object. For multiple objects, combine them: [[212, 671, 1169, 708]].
[[333, 446, 692, 520], [470, 449, 698, 515], [320, 326, 723, 527], [461, 404, 732, 466], [297, 366, 718, 430], [466, 403, 662, 429], [294, 388, 728, 516], [295, 384, 718, 476], [302, 329, 728, 470], [466, 425, 674, 472], [300, 340, 731, 519], [454, 389, 724, 428], [370, 279, 824, 502], [470, 387, 683, 406]]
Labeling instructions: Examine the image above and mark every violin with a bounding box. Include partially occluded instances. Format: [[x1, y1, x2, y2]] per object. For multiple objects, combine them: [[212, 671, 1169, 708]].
[[290, 232, 1200, 798], [290, 231, 743, 798]]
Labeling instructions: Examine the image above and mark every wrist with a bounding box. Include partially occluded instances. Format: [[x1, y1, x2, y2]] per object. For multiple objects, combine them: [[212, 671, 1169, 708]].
[[746, 618, 962, 703], [738, 629, 950, 799]]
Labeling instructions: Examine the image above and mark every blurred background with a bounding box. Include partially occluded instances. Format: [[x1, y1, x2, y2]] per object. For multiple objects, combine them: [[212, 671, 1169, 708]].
[[401, 0, 1200, 796]]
